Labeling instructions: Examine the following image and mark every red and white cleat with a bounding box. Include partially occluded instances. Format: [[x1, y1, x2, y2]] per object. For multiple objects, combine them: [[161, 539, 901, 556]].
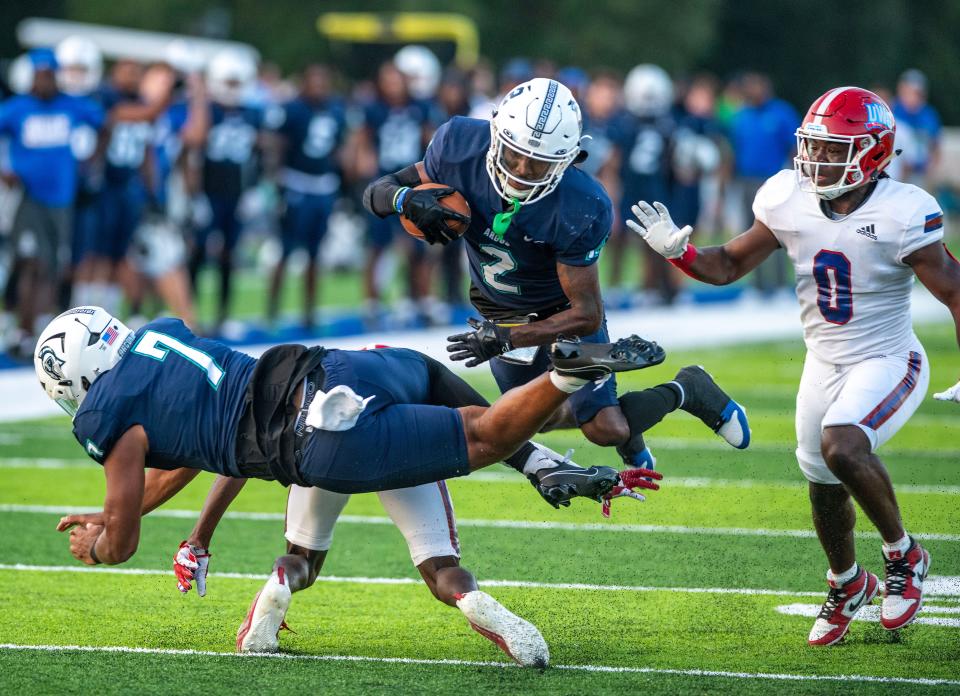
[[236, 570, 293, 653], [881, 539, 931, 631], [455, 591, 549, 668], [807, 567, 880, 646]]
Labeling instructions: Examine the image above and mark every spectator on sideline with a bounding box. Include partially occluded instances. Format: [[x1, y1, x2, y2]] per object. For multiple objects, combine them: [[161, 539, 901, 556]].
[[892, 69, 941, 190]]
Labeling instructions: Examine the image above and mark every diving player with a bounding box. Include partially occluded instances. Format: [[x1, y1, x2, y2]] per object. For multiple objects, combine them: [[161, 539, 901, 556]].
[[628, 86, 960, 645], [363, 77, 750, 472], [40, 306, 660, 572]]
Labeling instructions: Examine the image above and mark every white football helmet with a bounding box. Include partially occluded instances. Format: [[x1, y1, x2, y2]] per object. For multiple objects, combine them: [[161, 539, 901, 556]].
[[55, 36, 103, 96], [486, 78, 582, 205], [394, 45, 441, 100], [34, 307, 134, 417], [624, 64, 674, 118], [206, 49, 257, 106], [8, 54, 33, 95]]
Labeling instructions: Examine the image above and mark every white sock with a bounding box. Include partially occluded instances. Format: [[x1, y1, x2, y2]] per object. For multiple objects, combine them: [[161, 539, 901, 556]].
[[549, 371, 588, 393], [882, 534, 911, 558], [521, 443, 562, 476], [827, 563, 859, 586]]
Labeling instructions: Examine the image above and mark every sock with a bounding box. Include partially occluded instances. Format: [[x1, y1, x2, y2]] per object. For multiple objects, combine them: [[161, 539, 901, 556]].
[[882, 534, 912, 559], [827, 562, 859, 586], [616, 385, 682, 459], [520, 443, 564, 476], [504, 442, 537, 474], [550, 371, 588, 393]]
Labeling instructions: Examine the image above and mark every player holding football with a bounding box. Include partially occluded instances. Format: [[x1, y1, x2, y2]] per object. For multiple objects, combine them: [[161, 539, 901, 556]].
[[363, 77, 750, 474], [628, 86, 960, 645]]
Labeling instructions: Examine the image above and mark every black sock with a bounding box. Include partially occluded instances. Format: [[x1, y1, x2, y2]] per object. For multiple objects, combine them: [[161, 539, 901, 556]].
[[617, 384, 682, 456]]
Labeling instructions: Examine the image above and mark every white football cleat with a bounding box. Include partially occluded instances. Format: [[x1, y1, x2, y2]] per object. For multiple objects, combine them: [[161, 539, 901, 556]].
[[236, 570, 292, 653], [455, 590, 549, 668]]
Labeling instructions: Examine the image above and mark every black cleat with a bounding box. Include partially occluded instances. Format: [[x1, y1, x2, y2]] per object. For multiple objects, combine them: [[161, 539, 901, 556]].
[[529, 457, 621, 508], [550, 335, 666, 381], [673, 365, 750, 449]]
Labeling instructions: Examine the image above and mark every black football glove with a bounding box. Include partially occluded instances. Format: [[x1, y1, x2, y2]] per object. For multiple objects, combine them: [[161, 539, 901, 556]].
[[446, 318, 514, 367], [401, 187, 470, 246]]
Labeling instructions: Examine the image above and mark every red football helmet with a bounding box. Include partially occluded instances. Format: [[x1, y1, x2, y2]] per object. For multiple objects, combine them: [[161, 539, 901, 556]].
[[794, 86, 896, 200]]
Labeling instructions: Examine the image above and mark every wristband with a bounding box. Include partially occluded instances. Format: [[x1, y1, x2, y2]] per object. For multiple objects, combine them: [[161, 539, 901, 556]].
[[668, 243, 699, 278], [393, 186, 411, 215], [90, 531, 103, 565]]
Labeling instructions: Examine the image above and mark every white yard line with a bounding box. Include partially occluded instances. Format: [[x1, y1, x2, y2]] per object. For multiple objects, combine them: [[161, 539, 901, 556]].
[[3, 564, 959, 599], [4, 503, 960, 542], [0, 642, 957, 686]]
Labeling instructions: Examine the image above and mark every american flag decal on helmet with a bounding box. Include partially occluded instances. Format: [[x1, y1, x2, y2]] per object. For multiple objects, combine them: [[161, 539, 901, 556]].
[[101, 326, 118, 345]]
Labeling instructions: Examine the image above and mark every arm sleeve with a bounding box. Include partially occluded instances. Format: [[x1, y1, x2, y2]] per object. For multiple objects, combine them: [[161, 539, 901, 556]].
[[899, 196, 945, 264], [73, 410, 125, 464], [556, 204, 613, 267], [423, 119, 454, 182]]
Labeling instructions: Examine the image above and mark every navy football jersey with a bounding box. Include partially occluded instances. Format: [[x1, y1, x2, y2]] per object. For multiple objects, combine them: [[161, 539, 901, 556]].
[[609, 110, 675, 204], [73, 318, 256, 476], [424, 117, 612, 314], [364, 99, 433, 174], [99, 87, 152, 185], [203, 103, 264, 198], [277, 97, 346, 177], [579, 111, 616, 179]]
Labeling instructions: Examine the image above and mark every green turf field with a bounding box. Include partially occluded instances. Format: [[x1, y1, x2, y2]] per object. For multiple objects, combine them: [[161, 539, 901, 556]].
[[1, 325, 959, 694]]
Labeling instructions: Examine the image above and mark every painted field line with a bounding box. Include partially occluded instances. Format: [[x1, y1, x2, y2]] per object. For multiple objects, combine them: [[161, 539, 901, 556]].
[[4, 504, 960, 542], [0, 643, 957, 687], [0, 563, 826, 598]]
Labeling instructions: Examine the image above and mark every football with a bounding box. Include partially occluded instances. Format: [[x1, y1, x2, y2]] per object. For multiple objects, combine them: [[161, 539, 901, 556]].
[[399, 183, 471, 241]]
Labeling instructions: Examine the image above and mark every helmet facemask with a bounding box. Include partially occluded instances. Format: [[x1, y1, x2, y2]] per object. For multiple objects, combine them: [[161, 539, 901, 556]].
[[486, 120, 577, 206], [794, 129, 892, 200]]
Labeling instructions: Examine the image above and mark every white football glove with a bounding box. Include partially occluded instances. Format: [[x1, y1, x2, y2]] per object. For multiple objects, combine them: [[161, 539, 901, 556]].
[[174, 541, 211, 597], [933, 379, 960, 403], [626, 201, 693, 259]]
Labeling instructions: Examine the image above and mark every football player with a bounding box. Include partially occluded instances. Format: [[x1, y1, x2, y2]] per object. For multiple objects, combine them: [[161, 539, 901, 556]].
[[266, 64, 347, 329], [362, 77, 750, 474], [41, 307, 659, 574], [628, 86, 960, 645], [167, 454, 597, 667]]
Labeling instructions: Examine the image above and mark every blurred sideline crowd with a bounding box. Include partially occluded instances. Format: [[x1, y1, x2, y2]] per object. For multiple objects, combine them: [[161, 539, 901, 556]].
[[0, 38, 946, 359]]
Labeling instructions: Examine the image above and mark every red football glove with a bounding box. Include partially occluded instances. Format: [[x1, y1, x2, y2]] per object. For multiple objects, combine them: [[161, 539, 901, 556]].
[[174, 541, 211, 596], [602, 468, 662, 518]]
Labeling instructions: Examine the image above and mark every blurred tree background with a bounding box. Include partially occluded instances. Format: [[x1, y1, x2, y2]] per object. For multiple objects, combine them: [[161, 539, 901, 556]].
[[1, 0, 958, 120]]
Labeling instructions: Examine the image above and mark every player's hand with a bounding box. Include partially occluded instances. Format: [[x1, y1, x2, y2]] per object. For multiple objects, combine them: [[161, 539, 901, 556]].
[[933, 379, 960, 403], [446, 318, 514, 367], [401, 187, 470, 246], [68, 522, 104, 565], [56, 512, 105, 532], [174, 541, 211, 596], [626, 201, 692, 259], [601, 468, 663, 519]]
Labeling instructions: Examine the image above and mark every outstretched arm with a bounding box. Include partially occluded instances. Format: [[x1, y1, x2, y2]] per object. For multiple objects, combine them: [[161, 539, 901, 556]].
[[907, 242, 960, 402], [57, 426, 148, 565], [187, 475, 248, 549], [628, 201, 780, 285]]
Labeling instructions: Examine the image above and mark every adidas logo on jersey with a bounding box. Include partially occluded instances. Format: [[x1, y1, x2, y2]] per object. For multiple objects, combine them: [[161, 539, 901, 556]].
[[855, 223, 877, 240]]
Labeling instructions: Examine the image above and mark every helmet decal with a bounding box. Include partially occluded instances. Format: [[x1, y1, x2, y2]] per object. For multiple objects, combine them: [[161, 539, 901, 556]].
[[531, 80, 559, 140], [38, 345, 66, 382]]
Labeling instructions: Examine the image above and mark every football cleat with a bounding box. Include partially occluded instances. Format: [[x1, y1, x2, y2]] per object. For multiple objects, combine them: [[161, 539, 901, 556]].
[[673, 365, 750, 449], [529, 453, 621, 507], [808, 567, 880, 646], [616, 443, 657, 470], [881, 539, 931, 630], [550, 335, 666, 381], [455, 590, 549, 668], [237, 570, 293, 653]]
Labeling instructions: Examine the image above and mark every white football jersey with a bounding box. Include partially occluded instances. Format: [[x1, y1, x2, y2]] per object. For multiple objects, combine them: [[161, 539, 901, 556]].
[[753, 170, 944, 364]]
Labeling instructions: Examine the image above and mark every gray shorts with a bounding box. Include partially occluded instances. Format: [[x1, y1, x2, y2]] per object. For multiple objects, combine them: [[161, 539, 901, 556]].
[[12, 197, 71, 276]]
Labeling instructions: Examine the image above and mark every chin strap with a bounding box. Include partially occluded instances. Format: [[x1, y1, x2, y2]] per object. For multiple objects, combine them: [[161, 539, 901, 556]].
[[491, 197, 521, 240]]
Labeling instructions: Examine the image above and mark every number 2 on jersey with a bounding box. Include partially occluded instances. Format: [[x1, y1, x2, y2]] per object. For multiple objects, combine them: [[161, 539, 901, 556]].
[[813, 250, 853, 325], [132, 331, 225, 389], [480, 244, 520, 295]]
